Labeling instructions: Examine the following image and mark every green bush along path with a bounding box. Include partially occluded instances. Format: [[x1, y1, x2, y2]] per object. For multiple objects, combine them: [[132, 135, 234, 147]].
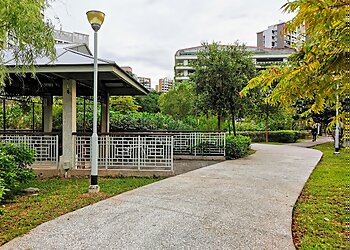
[[292, 143, 348, 249], [225, 135, 252, 159], [0, 177, 160, 245]]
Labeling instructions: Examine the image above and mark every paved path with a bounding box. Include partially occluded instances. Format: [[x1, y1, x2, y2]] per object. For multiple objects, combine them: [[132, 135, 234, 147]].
[[287, 136, 333, 148], [2, 144, 323, 250]]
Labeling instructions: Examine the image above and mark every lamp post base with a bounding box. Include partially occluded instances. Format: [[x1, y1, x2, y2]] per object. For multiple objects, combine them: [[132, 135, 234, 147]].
[[88, 185, 100, 193]]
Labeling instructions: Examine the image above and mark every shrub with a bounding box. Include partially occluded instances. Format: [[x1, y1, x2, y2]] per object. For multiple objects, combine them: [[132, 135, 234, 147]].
[[237, 130, 309, 143], [0, 143, 36, 202], [225, 135, 251, 160], [236, 121, 262, 131]]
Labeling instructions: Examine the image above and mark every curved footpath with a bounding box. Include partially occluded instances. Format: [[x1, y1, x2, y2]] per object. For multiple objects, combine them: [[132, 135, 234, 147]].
[[2, 140, 328, 250]]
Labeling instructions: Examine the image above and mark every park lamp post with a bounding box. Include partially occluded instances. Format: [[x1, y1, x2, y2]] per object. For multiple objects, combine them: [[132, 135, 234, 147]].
[[86, 10, 105, 193]]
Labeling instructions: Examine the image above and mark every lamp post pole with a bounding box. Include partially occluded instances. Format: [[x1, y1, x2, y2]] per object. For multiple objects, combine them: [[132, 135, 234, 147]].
[[86, 10, 105, 193], [90, 29, 99, 192]]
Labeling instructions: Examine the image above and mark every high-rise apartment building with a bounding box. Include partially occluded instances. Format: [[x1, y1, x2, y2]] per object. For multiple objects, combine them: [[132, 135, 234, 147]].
[[257, 22, 304, 49], [53, 30, 89, 46], [156, 78, 173, 93], [137, 77, 152, 91], [174, 45, 295, 82]]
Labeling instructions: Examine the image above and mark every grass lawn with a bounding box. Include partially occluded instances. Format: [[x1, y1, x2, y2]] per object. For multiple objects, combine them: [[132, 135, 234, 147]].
[[292, 143, 347, 249], [0, 177, 160, 246]]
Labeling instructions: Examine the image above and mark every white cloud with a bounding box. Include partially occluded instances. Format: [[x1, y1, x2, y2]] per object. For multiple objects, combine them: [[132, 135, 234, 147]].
[[45, 0, 294, 86]]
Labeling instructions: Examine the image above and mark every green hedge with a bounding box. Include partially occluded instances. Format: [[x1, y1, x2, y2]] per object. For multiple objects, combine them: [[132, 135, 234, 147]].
[[237, 130, 309, 143], [0, 143, 36, 203], [225, 135, 252, 160]]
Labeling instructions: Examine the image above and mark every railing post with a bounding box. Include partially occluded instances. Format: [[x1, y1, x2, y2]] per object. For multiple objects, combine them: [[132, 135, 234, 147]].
[[171, 135, 174, 172], [194, 133, 197, 156], [223, 132, 226, 157], [138, 135, 141, 170], [56, 135, 59, 168], [105, 135, 109, 170]]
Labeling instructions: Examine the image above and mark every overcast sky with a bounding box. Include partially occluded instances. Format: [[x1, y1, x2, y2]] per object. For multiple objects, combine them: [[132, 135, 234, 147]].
[[45, 0, 294, 87]]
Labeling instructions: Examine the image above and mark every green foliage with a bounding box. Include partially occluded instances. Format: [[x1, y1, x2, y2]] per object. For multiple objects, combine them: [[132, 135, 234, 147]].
[[159, 81, 197, 119], [241, 0, 348, 120], [191, 41, 256, 132], [0, 0, 55, 85], [0, 99, 42, 130], [134, 91, 160, 113], [225, 135, 251, 160], [0, 143, 36, 202], [237, 130, 308, 143], [196, 115, 220, 130], [110, 96, 140, 114], [236, 121, 261, 131], [109, 111, 196, 131]]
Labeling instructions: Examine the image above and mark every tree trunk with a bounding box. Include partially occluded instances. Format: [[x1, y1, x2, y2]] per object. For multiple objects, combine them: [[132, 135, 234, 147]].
[[265, 104, 269, 143], [232, 111, 237, 136], [228, 113, 231, 134], [217, 114, 221, 130]]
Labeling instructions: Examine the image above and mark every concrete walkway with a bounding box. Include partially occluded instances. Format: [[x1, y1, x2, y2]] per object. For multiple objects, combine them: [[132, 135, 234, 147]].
[[287, 136, 333, 148], [2, 144, 324, 250]]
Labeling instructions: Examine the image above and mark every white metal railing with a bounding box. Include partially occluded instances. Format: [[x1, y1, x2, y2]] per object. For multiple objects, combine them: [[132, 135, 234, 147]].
[[0, 134, 59, 166], [75, 135, 173, 171], [173, 132, 225, 156]]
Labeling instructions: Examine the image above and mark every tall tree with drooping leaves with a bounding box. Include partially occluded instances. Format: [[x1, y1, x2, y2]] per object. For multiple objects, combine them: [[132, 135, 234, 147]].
[[191, 42, 256, 134], [0, 0, 55, 85], [241, 0, 349, 125]]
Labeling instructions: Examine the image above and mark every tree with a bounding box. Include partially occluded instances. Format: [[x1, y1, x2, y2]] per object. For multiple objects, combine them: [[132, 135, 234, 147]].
[[159, 81, 197, 119], [241, 1, 348, 121], [134, 91, 160, 113], [246, 90, 285, 142], [110, 96, 140, 114], [0, 0, 55, 85], [191, 42, 256, 134]]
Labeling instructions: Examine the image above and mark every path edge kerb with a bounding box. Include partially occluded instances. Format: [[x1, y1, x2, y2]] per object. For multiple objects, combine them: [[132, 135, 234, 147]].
[[290, 147, 324, 249]]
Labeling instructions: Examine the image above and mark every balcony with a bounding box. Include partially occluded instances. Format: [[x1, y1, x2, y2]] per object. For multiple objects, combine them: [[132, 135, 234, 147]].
[[54, 30, 89, 46], [175, 65, 194, 70]]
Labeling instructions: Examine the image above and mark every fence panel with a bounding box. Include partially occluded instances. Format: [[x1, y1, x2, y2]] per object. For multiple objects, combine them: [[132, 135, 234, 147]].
[[173, 132, 225, 156], [75, 135, 173, 171], [0, 134, 59, 166]]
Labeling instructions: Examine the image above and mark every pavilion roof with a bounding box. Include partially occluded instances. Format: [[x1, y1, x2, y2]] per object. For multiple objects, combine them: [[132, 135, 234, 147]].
[[3, 44, 148, 97]]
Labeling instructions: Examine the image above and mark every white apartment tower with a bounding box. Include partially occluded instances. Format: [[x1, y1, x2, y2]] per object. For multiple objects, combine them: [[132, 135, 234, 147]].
[[257, 22, 305, 49], [137, 77, 152, 91], [53, 30, 89, 46], [174, 45, 295, 82], [156, 77, 173, 93]]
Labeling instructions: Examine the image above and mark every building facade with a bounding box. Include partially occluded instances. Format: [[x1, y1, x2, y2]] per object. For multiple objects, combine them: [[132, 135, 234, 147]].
[[174, 45, 295, 82], [257, 22, 304, 49], [137, 77, 152, 91], [53, 30, 89, 46], [156, 77, 173, 93]]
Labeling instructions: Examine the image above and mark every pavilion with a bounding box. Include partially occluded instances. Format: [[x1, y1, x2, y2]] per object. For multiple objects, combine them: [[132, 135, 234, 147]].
[[2, 43, 148, 170]]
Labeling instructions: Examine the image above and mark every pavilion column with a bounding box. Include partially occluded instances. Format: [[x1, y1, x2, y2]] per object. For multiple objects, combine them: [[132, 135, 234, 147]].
[[42, 95, 53, 133], [61, 79, 77, 169], [101, 94, 110, 133]]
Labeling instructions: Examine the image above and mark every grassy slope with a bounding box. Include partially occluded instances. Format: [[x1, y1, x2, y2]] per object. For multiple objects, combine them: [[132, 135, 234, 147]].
[[292, 143, 348, 249], [0, 177, 159, 245]]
